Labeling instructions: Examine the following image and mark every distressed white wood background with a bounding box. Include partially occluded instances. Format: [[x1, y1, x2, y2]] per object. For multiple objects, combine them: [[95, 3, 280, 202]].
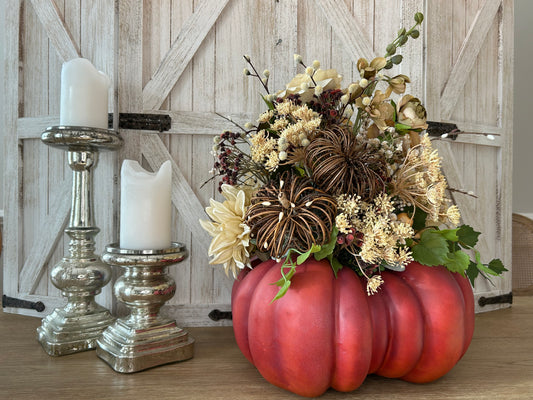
[[2, 0, 513, 326]]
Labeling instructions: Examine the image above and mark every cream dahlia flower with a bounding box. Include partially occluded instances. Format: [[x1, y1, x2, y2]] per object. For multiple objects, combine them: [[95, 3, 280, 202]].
[[200, 184, 253, 278]]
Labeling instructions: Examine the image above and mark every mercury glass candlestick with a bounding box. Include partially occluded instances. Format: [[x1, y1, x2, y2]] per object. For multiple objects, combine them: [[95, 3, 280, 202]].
[[37, 126, 122, 356], [96, 242, 194, 373]]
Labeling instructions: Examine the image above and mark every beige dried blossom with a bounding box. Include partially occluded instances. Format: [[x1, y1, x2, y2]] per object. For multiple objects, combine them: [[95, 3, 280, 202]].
[[264, 151, 280, 171], [356, 90, 395, 131], [250, 130, 276, 163], [390, 135, 453, 224], [258, 110, 274, 124], [446, 205, 461, 225], [397, 94, 428, 130], [200, 184, 253, 277], [277, 68, 343, 103], [291, 103, 320, 122], [271, 118, 289, 131], [337, 193, 414, 268], [366, 275, 384, 296]]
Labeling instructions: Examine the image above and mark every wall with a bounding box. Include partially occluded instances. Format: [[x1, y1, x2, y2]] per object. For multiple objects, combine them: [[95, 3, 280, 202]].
[[513, 0, 533, 216], [0, 0, 5, 216]]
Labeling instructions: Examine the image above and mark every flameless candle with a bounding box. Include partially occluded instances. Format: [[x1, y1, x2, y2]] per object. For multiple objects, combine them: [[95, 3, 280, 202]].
[[119, 160, 172, 250], [60, 58, 110, 129]]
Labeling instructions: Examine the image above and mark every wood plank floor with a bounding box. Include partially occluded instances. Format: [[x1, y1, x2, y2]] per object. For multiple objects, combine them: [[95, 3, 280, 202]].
[[1, 297, 532, 400]]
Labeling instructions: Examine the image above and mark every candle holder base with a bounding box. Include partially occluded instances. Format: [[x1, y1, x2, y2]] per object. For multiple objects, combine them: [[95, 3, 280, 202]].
[[37, 126, 123, 356], [97, 242, 194, 373], [96, 318, 194, 373], [37, 305, 114, 356]]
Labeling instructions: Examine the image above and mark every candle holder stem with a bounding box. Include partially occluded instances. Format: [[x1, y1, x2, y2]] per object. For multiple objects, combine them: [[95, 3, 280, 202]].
[[37, 126, 122, 356], [96, 243, 194, 373]]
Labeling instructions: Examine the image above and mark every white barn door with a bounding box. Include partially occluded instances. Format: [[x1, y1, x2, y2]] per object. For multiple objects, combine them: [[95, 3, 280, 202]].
[[2, 0, 513, 325], [2, 0, 117, 317]]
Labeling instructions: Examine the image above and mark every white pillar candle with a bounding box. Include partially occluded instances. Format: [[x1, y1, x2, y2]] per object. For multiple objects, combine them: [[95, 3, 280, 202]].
[[60, 58, 110, 129], [119, 160, 172, 250]]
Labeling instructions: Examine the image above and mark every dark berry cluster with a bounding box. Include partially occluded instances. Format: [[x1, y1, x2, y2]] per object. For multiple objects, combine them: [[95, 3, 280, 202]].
[[336, 228, 363, 247], [309, 89, 344, 126], [214, 131, 244, 192]]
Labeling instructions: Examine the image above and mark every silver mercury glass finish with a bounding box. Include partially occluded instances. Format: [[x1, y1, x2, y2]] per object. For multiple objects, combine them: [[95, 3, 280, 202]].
[[96, 242, 194, 373], [37, 126, 122, 356]]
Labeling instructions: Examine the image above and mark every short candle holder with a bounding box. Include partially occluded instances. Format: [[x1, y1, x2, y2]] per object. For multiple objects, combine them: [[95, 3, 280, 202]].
[[96, 242, 194, 373], [37, 126, 122, 356]]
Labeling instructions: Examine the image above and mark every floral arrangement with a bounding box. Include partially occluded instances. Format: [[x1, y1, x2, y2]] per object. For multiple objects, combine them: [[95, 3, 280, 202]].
[[200, 12, 505, 300]]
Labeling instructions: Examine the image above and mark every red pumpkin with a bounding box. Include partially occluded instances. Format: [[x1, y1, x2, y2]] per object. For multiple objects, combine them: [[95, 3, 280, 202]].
[[232, 258, 475, 397]]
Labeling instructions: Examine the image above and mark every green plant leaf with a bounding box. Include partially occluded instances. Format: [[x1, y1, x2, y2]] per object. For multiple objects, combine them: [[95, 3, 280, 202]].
[[395, 122, 412, 131], [474, 250, 498, 276], [411, 207, 428, 232], [297, 244, 321, 265], [315, 227, 338, 261], [466, 260, 479, 286], [488, 259, 507, 275], [457, 225, 480, 248], [327, 254, 343, 278], [294, 166, 306, 177], [261, 94, 275, 110], [444, 250, 470, 274], [411, 229, 449, 266], [271, 280, 291, 302], [436, 228, 459, 242]]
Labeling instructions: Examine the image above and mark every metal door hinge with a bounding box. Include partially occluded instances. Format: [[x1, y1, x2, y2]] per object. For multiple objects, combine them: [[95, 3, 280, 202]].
[[2, 295, 45, 312], [108, 113, 171, 132], [208, 309, 232, 321], [426, 121, 459, 140], [478, 292, 513, 307]]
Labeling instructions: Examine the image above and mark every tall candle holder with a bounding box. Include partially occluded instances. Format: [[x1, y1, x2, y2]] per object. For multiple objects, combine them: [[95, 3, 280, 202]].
[[96, 242, 194, 373], [37, 126, 123, 356]]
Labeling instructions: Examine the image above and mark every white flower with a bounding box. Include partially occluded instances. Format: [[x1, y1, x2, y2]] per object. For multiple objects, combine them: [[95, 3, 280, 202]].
[[294, 54, 303, 63], [312, 60, 320, 69], [359, 78, 369, 88], [200, 185, 253, 278]]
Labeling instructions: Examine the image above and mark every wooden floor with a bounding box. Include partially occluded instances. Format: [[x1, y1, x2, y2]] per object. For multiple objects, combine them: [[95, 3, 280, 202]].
[[1, 297, 532, 400]]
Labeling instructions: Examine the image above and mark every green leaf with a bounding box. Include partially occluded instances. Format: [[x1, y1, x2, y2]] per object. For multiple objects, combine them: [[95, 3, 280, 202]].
[[411, 229, 449, 266], [294, 166, 306, 177], [297, 244, 321, 265], [411, 207, 428, 232], [414, 12, 424, 24], [474, 250, 498, 277], [391, 54, 403, 65], [488, 259, 507, 275], [328, 255, 343, 278], [466, 261, 479, 286], [436, 228, 459, 242], [271, 280, 291, 302], [314, 227, 338, 261], [457, 225, 480, 248], [444, 250, 470, 274], [261, 94, 275, 110], [395, 122, 412, 131]]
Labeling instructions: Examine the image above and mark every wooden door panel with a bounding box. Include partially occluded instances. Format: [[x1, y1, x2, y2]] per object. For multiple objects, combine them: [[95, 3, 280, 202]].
[[3, 0, 513, 323]]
